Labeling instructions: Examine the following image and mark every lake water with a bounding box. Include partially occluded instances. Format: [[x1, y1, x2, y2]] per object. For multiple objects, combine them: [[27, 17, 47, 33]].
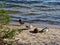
[[0, 0, 60, 27]]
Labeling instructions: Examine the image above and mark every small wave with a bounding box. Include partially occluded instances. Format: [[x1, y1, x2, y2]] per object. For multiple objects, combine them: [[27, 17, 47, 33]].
[[0, 0, 43, 4], [6, 10, 23, 14], [34, 5, 50, 8], [45, 2, 60, 5], [36, 8, 60, 11], [6, 4, 31, 9], [52, 16, 60, 19], [24, 13, 40, 15]]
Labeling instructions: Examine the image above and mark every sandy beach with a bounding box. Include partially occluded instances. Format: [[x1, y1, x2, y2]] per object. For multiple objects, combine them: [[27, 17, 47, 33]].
[[5, 24, 60, 45]]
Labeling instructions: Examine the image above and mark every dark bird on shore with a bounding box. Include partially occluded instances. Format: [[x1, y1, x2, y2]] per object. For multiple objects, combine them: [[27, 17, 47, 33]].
[[39, 27, 48, 33], [19, 19, 24, 25], [33, 28, 39, 33]]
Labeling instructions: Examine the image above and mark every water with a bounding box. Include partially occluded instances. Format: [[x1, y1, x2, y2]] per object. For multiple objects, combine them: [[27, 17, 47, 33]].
[[0, 0, 60, 27]]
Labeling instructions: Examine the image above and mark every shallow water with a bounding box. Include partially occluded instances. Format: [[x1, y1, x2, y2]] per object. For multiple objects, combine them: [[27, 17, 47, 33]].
[[0, 0, 60, 27]]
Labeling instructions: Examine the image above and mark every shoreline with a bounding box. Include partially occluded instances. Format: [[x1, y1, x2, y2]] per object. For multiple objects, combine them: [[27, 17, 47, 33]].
[[9, 23, 60, 29], [1, 24, 60, 45]]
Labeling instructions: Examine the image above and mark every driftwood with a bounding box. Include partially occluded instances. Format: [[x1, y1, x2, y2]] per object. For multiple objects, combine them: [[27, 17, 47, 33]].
[[39, 27, 48, 33]]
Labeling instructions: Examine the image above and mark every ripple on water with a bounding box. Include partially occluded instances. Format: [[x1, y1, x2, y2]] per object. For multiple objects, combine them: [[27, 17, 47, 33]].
[[0, 1, 60, 27]]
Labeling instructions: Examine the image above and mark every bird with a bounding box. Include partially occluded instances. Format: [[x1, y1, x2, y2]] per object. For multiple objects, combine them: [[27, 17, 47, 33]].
[[33, 28, 39, 33], [25, 25, 33, 29], [19, 19, 24, 25], [39, 27, 48, 33]]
